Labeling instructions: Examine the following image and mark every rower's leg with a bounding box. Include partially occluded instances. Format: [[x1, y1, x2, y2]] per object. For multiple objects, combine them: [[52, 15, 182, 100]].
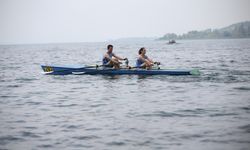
[[140, 63, 147, 69], [145, 62, 153, 70], [111, 58, 120, 69]]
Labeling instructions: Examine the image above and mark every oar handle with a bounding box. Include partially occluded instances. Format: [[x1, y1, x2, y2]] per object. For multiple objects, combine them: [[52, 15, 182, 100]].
[[154, 62, 161, 65]]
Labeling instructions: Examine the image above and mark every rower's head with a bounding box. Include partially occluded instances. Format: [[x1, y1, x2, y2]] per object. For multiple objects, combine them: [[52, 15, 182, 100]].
[[107, 44, 113, 53], [139, 47, 146, 55]]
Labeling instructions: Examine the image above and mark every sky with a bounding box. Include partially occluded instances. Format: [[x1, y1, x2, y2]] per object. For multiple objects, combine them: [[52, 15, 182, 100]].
[[0, 0, 250, 44]]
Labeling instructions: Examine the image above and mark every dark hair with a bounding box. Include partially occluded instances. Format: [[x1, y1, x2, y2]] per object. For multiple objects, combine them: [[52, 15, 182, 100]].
[[107, 44, 113, 50], [138, 47, 145, 54]]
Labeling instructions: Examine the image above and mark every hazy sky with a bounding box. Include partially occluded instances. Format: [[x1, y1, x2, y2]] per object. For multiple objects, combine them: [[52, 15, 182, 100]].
[[0, 0, 250, 44]]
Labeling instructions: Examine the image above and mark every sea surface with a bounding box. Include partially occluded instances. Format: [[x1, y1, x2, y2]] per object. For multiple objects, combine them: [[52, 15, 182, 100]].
[[0, 39, 250, 150]]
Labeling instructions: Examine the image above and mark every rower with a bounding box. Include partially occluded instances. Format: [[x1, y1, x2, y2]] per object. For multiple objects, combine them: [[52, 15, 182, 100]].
[[136, 47, 160, 69], [103, 45, 127, 69]]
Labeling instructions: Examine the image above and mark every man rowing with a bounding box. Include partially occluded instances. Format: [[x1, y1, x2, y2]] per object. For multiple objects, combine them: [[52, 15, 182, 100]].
[[103, 45, 127, 69], [136, 47, 160, 69]]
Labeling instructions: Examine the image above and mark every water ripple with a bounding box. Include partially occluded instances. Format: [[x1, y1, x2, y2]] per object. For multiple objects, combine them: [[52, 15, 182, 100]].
[[72, 135, 100, 140], [106, 141, 126, 146], [238, 124, 250, 133], [0, 135, 24, 145], [138, 111, 199, 118], [1, 39, 250, 150]]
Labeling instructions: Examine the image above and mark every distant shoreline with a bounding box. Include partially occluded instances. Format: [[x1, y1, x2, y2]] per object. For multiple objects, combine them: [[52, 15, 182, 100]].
[[158, 21, 250, 41], [157, 37, 250, 41], [1, 37, 250, 46]]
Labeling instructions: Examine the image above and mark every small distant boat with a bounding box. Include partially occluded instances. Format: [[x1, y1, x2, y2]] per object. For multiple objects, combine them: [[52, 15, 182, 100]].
[[167, 40, 176, 44], [41, 65, 200, 76]]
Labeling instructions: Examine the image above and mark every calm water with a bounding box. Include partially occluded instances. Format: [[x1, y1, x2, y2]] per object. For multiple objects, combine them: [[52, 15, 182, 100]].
[[0, 39, 250, 150]]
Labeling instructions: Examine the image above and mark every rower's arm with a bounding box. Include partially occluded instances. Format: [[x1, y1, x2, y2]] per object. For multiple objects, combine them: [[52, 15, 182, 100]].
[[147, 58, 154, 63], [113, 54, 125, 60], [150, 59, 161, 65], [144, 55, 153, 63], [104, 53, 119, 64], [140, 56, 152, 64], [146, 59, 153, 64]]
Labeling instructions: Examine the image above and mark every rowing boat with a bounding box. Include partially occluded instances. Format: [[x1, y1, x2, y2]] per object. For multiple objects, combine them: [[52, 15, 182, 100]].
[[41, 65, 200, 75]]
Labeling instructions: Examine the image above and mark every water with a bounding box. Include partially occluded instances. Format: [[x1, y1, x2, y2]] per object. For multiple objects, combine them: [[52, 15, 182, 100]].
[[0, 39, 250, 150]]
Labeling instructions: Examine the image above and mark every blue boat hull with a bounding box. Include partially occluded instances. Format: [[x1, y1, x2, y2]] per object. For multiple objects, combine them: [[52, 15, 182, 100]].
[[41, 65, 199, 75]]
